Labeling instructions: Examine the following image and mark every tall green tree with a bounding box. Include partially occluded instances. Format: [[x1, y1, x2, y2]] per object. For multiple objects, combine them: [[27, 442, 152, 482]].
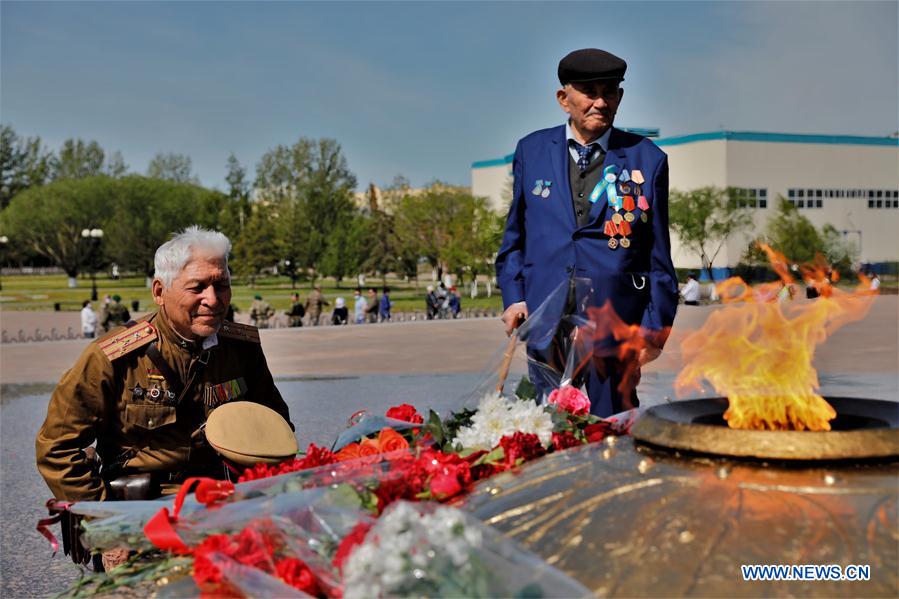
[[669, 186, 754, 281], [0, 125, 53, 208], [219, 153, 252, 239], [105, 151, 129, 178], [392, 183, 501, 284], [320, 212, 372, 286], [147, 152, 198, 183], [232, 203, 279, 286], [101, 176, 226, 283], [764, 197, 822, 264], [255, 137, 357, 281], [51, 138, 106, 180], [1, 177, 114, 285]]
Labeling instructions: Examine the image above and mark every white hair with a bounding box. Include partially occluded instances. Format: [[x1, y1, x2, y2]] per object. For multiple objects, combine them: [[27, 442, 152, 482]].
[[154, 226, 231, 286]]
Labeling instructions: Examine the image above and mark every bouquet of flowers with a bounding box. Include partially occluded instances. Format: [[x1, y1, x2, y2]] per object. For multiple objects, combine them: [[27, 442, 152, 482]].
[[339, 501, 591, 598]]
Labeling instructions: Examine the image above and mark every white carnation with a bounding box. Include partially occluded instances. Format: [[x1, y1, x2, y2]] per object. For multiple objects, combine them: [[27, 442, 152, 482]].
[[450, 392, 554, 450]]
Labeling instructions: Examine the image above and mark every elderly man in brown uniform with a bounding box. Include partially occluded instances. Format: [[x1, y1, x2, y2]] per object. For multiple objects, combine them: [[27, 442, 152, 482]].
[[36, 226, 293, 507]]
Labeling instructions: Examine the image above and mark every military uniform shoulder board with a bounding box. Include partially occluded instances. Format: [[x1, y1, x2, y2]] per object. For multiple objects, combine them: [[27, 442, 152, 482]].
[[218, 321, 261, 344], [99, 321, 158, 361]]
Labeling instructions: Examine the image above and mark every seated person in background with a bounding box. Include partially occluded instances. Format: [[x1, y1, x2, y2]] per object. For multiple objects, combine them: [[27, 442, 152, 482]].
[[448, 286, 461, 318], [680, 272, 701, 306], [36, 226, 293, 505], [331, 297, 349, 325], [366, 288, 380, 323]]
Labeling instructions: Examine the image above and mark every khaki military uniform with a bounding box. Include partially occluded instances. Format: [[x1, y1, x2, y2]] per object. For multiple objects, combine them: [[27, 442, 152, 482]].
[[36, 311, 292, 501], [249, 299, 274, 329], [102, 302, 130, 332]]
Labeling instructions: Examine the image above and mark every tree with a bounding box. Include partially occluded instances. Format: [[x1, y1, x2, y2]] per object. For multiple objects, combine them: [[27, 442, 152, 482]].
[[232, 203, 279, 285], [392, 183, 501, 285], [219, 153, 252, 239], [764, 197, 822, 264], [147, 152, 198, 183], [105, 151, 129, 178], [255, 137, 357, 281], [320, 212, 372, 286], [0, 124, 53, 208], [101, 176, 226, 284], [1, 177, 114, 285], [51, 138, 107, 180], [669, 186, 754, 281]]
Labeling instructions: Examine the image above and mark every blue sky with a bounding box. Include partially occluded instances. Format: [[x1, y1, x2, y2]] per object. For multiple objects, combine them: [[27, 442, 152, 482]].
[[2, 1, 896, 192]]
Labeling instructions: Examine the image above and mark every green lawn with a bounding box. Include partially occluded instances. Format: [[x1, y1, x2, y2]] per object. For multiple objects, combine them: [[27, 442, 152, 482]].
[[0, 273, 505, 313]]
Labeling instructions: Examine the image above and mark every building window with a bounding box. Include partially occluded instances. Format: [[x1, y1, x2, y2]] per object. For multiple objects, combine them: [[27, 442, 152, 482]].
[[789, 188, 899, 209], [733, 188, 767, 209]]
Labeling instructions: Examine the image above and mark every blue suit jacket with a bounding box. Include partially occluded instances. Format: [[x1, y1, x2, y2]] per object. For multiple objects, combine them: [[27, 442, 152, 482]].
[[495, 125, 678, 344]]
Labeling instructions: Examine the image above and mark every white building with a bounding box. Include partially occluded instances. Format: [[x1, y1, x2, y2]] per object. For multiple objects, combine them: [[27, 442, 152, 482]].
[[472, 131, 899, 274]]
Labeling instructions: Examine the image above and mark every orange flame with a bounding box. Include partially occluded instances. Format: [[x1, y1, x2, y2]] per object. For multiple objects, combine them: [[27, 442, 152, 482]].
[[675, 244, 877, 431]]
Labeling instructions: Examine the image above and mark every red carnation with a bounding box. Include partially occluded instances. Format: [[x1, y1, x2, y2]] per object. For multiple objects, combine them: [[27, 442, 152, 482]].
[[584, 421, 614, 444], [192, 534, 233, 584], [297, 443, 337, 469], [332, 521, 374, 573], [551, 431, 582, 451], [499, 432, 545, 468], [275, 557, 320, 596], [386, 403, 424, 424]]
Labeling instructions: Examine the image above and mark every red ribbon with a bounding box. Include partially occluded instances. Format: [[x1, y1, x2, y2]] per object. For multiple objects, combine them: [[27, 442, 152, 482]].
[[37, 499, 74, 556], [144, 477, 234, 554], [638, 196, 649, 211], [622, 196, 635, 212], [619, 220, 632, 237]]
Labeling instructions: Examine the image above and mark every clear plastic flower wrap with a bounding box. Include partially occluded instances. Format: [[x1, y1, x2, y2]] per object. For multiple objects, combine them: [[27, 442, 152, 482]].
[[340, 500, 592, 598]]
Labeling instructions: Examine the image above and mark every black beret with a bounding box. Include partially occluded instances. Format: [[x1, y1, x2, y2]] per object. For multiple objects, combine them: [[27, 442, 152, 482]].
[[558, 48, 627, 85]]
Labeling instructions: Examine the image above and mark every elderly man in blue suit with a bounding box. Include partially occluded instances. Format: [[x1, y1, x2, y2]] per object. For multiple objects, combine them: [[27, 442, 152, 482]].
[[496, 48, 679, 417]]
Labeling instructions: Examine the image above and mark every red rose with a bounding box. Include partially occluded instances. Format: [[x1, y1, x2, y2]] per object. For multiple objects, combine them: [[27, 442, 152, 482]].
[[231, 527, 276, 573], [551, 431, 582, 451], [386, 403, 424, 424], [332, 521, 374, 573], [276, 557, 320, 596], [429, 471, 463, 499]]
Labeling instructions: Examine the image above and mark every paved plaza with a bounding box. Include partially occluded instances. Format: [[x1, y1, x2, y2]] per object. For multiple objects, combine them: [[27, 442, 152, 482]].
[[1, 298, 897, 596]]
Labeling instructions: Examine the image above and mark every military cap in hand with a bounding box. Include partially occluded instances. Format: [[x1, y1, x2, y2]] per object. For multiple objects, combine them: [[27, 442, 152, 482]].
[[205, 401, 298, 466], [558, 48, 627, 84]]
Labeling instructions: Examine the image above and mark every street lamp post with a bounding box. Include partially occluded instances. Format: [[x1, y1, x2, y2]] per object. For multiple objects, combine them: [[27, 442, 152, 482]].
[[81, 228, 104, 301], [0, 235, 8, 292]]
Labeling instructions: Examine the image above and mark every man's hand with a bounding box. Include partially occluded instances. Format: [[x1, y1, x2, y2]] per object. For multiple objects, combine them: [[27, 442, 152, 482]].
[[638, 346, 662, 366], [501, 302, 528, 336]]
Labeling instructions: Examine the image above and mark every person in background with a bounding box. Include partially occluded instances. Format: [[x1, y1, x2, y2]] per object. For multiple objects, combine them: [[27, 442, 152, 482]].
[[868, 271, 881, 291], [80, 300, 99, 338], [102, 295, 130, 331], [448, 286, 461, 318], [249, 294, 274, 329], [287, 292, 305, 327], [425, 285, 439, 320], [680, 273, 701, 306], [366, 288, 380, 323], [305, 284, 329, 326], [331, 297, 349, 325], [379, 287, 392, 322], [353, 288, 367, 324]]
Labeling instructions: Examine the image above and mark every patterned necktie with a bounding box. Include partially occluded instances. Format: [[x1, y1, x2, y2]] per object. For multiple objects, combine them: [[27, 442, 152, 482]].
[[571, 141, 598, 172]]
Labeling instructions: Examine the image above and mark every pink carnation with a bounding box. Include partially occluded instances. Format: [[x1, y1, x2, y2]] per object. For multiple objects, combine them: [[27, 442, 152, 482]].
[[547, 385, 591, 415]]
